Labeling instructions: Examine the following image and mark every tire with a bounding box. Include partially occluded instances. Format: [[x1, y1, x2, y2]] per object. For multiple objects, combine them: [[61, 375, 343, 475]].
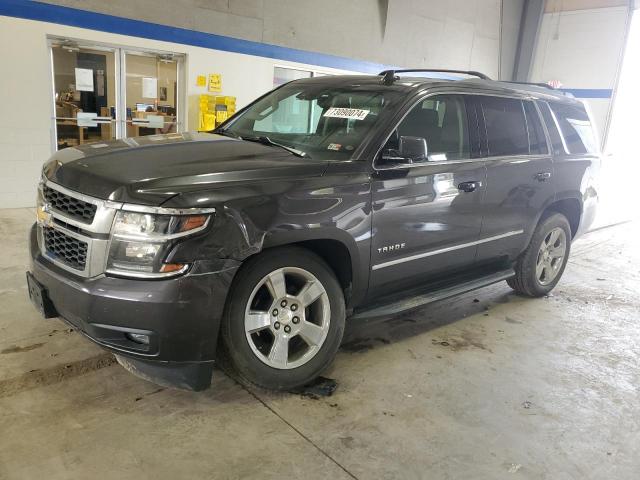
[[220, 246, 345, 390], [507, 212, 572, 297]]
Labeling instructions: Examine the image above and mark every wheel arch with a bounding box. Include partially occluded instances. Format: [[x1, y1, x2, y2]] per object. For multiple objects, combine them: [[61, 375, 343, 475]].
[[541, 197, 582, 238], [258, 230, 364, 308]]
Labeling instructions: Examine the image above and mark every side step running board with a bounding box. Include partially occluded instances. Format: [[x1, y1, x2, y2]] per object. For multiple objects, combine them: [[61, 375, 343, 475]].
[[350, 268, 515, 321]]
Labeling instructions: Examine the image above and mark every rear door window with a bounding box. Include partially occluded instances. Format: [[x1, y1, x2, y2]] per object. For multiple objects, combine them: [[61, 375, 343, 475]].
[[549, 102, 597, 154], [537, 101, 565, 155], [481, 97, 529, 156], [523, 101, 548, 154]]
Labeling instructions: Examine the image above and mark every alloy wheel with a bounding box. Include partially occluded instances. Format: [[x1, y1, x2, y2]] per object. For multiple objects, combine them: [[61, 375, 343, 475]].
[[244, 267, 331, 369], [536, 227, 567, 285]]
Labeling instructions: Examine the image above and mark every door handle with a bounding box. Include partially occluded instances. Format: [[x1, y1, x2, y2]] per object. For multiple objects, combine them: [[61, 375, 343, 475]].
[[457, 181, 481, 193], [535, 172, 552, 182]]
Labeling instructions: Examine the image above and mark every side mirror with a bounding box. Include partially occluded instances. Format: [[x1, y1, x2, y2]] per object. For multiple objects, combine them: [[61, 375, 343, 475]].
[[399, 136, 428, 162]]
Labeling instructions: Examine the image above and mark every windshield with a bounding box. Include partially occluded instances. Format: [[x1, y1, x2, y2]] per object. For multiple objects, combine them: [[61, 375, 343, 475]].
[[220, 82, 403, 160]]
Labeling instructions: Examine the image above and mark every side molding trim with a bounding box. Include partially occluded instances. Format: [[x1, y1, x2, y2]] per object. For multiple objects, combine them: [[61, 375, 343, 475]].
[[372, 230, 524, 271]]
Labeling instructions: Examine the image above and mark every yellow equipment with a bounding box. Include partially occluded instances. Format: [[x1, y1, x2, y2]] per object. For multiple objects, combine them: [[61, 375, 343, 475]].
[[198, 94, 236, 131]]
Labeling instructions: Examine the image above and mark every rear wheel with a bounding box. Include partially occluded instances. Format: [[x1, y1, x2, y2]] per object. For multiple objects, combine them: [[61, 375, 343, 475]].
[[507, 213, 572, 297], [221, 247, 345, 390]]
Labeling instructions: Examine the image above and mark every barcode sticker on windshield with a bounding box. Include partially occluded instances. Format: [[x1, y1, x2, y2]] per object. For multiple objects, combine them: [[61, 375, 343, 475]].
[[323, 108, 370, 120]]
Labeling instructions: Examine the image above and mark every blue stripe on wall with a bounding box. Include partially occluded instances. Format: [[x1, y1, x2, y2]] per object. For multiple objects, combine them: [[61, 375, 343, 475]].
[[0, 1, 616, 99], [560, 89, 613, 99], [0, 0, 395, 74]]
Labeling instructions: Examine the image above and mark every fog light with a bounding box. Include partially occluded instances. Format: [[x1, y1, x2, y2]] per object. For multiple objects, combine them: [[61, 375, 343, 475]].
[[126, 333, 150, 345]]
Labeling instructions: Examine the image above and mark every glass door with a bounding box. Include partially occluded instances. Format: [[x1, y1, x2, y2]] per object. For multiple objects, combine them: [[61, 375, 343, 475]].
[[50, 40, 186, 151], [50, 41, 117, 150], [123, 52, 183, 138]]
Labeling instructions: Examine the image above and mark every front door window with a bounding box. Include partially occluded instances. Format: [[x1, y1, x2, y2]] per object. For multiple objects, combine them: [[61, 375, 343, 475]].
[[380, 94, 471, 164]]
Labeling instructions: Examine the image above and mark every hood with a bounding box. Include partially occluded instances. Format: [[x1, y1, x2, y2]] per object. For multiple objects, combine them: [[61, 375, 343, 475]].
[[44, 133, 328, 205]]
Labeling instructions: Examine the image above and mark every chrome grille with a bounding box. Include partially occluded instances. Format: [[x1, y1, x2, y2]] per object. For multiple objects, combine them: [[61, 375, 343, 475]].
[[43, 185, 97, 224], [43, 227, 88, 270], [38, 181, 121, 278]]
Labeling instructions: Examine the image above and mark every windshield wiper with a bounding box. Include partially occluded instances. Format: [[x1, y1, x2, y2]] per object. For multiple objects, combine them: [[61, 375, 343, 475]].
[[242, 136, 309, 158], [213, 128, 241, 139]]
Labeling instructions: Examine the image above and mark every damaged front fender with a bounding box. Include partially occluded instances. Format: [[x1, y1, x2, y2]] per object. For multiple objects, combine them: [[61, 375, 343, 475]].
[[160, 165, 373, 306]]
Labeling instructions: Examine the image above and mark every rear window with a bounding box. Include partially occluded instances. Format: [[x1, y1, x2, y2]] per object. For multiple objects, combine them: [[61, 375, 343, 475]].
[[481, 97, 529, 156], [549, 102, 597, 154]]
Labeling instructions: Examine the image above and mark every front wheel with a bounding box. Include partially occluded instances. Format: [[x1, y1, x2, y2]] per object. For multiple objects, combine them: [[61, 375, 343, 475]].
[[507, 212, 572, 297], [221, 247, 345, 390]]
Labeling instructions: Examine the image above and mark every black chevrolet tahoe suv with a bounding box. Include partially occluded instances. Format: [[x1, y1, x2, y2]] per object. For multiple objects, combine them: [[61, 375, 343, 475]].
[[27, 69, 600, 391]]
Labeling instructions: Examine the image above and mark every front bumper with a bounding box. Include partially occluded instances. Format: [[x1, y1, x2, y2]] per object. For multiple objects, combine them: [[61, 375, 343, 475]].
[[28, 225, 239, 390]]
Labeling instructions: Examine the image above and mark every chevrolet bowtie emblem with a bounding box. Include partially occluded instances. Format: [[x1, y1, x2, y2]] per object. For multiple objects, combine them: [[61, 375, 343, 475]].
[[36, 203, 53, 228]]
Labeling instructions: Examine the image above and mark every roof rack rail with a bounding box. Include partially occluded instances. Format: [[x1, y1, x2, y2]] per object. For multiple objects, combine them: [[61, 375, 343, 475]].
[[379, 69, 491, 85], [501, 81, 556, 90]]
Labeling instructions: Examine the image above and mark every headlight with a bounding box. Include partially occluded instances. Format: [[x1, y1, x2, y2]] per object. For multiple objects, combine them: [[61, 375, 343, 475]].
[[107, 210, 212, 278]]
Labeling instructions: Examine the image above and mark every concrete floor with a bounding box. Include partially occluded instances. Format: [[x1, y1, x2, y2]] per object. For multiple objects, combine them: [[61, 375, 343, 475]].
[[1, 208, 639, 480]]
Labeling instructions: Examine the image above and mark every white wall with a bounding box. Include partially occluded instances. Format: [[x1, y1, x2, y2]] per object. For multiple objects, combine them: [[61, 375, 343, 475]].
[[0, 15, 354, 208], [530, 6, 629, 142], [500, 0, 526, 79]]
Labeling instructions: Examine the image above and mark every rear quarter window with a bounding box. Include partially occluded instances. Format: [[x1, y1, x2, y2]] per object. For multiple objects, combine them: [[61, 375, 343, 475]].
[[549, 102, 598, 155]]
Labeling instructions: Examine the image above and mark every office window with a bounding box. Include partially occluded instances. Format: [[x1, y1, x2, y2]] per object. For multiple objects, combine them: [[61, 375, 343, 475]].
[[124, 52, 180, 138], [273, 67, 312, 87], [50, 38, 185, 151], [482, 97, 529, 156], [549, 102, 597, 154], [268, 68, 332, 134], [523, 101, 548, 154], [537, 101, 565, 155], [392, 94, 470, 161], [51, 43, 117, 149]]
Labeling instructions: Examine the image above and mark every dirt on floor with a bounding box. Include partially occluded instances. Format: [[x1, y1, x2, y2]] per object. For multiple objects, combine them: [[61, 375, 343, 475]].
[[0, 209, 639, 480]]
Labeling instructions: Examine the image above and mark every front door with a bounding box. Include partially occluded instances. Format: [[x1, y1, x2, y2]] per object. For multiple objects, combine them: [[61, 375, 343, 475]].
[[368, 94, 487, 299]]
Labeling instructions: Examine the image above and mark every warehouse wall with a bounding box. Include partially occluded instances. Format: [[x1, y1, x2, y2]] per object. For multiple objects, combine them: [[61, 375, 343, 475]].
[[500, 0, 526, 79], [529, 2, 630, 143], [41, 0, 508, 78], [0, 0, 518, 209], [0, 15, 351, 208]]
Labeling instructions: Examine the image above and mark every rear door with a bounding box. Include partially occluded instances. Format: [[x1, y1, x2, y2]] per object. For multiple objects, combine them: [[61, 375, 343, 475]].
[[475, 96, 555, 263], [368, 93, 487, 299]]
